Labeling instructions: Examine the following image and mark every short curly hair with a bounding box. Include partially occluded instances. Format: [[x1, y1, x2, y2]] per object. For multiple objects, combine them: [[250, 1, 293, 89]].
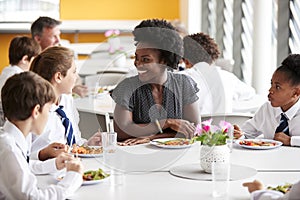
[[132, 19, 183, 69], [183, 32, 220, 65], [277, 54, 300, 86]]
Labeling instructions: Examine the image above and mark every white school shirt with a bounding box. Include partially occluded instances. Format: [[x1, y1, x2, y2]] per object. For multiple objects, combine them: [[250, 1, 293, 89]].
[[0, 121, 82, 200], [180, 62, 257, 114], [0, 65, 24, 97], [31, 94, 87, 159], [251, 181, 300, 200], [242, 99, 300, 146]]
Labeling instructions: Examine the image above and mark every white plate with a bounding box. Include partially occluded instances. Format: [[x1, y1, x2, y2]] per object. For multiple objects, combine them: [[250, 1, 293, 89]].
[[235, 139, 283, 150], [72, 146, 103, 158], [81, 177, 110, 185], [150, 138, 193, 149], [57, 172, 110, 186]]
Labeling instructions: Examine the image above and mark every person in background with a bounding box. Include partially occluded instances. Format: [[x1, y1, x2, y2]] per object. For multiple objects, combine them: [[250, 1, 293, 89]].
[[243, 179, 300, 199], [182, 32, 258, 114], [0, 71, 83, 199], [112, 19, 200, 145], [31, 16, 88, 97], [0, 36, 41, 126], [30, 46, 101, 161], [234, 54, 300, 146]]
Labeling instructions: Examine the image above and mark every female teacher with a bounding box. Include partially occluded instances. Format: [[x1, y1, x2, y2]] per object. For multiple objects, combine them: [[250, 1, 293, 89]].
[[112, 19, 200, 145]]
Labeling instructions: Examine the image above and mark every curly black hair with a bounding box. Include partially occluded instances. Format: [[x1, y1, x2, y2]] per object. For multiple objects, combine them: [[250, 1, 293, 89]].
[[132, 19, 183, 69], [277, 54, 300, 86], [183, 32, 220, 65]]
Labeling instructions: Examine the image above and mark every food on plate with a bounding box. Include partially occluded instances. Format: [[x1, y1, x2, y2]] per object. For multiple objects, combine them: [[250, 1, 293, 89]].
[[83, 168, 110, 181], [239, 140, 277, 147], [58, 168, 110, 182], [267, 183, 292, 194], [71, 145, 103, 154], [156, 138, 191, 146]]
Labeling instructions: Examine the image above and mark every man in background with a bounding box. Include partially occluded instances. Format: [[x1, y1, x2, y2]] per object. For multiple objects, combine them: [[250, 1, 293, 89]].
[[31, 16, 88, 97]]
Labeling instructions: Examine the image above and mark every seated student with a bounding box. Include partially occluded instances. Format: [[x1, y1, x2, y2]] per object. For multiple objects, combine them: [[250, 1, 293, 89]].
[[243, 179, 300, 200], [0, 71, 83, 199], [0, 36, 41, 126], [30, 46, 101, 161], [234, 54, 300, 146], [112, 19, 200, 145], [182, 32, 259, 114]]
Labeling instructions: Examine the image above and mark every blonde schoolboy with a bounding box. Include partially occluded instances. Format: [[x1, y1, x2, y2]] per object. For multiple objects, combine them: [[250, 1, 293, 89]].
[[0, 71, 83, 199]]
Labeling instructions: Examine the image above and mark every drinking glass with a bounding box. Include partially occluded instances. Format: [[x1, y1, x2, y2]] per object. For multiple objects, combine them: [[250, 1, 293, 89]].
[[212, 162, 230, 198], [101, 132, 124, 185]]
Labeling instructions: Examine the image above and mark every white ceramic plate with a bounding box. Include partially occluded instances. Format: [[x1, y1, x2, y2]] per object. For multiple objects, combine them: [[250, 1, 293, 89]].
[[235, 139, 283, 150], [81, 177, 110, 185], [150, 138, 193, 149], [72, 146, 103, 158], [57, 172, 110, 186]]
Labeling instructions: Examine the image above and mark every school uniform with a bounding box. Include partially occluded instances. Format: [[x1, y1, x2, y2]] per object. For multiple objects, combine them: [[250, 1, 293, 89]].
[[31, 94, 86, 159], [0, 121, 82, 200], [180, 62, 257, 114], [242, 99, 300, 146]]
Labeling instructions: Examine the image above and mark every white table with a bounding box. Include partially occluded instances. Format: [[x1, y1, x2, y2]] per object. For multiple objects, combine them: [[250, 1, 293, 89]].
[[74, 96, 115, 136], [76, 58, 135, 77], [69, 37, 135, 56], [36, 144, 300, 200]]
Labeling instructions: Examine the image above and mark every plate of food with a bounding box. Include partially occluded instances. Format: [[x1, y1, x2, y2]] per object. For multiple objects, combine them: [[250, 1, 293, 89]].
[[150, 138, 193, 149], [57, 168, 110, 185], [235, 139, 283, 150], [71, 145, 103, 158]]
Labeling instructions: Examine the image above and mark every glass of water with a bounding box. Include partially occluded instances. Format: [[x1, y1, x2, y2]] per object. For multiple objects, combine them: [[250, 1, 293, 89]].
[[212, 161, 230, 198]]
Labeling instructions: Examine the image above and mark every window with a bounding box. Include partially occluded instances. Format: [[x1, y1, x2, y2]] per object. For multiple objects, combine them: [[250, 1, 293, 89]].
[[0, 0, 59, 22]]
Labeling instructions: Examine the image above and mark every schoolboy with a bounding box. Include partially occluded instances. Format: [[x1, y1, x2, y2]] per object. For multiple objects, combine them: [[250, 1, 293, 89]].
[[0, 71, 83, 199]]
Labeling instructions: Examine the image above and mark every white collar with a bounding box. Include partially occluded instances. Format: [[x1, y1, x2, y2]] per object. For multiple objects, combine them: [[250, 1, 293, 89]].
[[276, 98, 300, 120]]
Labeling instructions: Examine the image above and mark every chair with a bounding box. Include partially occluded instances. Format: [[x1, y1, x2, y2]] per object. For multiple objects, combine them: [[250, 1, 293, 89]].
[[200, 113, 253, 126]]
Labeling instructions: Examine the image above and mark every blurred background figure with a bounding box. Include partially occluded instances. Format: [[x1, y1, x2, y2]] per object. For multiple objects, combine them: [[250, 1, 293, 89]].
[[181, 32, 264, 114], [31, 16, 88, 97], [0, 36, 41, 126]]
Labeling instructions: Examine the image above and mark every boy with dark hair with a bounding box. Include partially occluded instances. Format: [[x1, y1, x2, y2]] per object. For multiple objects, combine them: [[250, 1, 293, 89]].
[[0, 71, 83, 199]]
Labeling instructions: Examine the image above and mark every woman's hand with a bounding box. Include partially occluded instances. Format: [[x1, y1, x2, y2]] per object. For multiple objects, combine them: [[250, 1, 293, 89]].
[[243, 180, 264, 193], [118, 137, 151, 146], [273, 132, 291, 146], [233, 125, 243, 139], [165, 119, 196, 139]]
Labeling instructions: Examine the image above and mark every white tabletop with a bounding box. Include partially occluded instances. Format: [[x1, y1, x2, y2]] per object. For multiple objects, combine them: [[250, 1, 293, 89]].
[[35, 143, 300, 200], [76, 58, 135, 76], [74, 96, 115, 116], [69, 37, 135, 56]]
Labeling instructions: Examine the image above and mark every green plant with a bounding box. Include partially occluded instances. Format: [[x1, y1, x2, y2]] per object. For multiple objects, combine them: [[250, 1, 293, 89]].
[[192, 119, 232, 146]]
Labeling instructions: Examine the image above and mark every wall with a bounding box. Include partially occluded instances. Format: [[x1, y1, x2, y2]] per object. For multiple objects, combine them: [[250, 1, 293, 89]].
[[0, 0, 179, 72]]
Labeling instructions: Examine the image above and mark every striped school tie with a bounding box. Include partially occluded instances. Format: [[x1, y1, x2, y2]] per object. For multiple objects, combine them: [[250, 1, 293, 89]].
[[55, 106, 76, 146], [275, 113, 289, 136]]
